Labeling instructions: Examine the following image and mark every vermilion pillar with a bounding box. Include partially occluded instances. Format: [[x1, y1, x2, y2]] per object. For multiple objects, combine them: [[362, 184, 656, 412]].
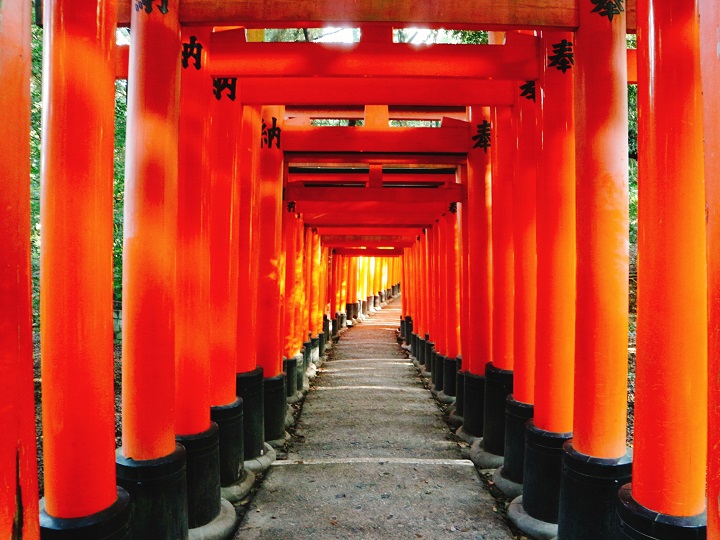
[[429, 220, 446, 391], [438, 210, 461, 405], [235, 105, 266, 463], [116, 3, 187, 537], [617, 1, 708, 536], [39, 0, 130, 534], [500, 68, 539, 492], [558, 5, 632, 539], [481, 105, 515, 463], [0, 1, 39, 535], [283, 212, 300, 359], [176, 27, 228, 531], [514, 30, 576, 531], [702, 2, 720, 534], [207, 57, 247, 501], [256, 105, 288, 445], [458, 106, 493, 443]]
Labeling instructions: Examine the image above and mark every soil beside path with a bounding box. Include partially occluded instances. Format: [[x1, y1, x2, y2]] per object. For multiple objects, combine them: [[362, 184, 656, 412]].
[[235, 298, 514, 540]]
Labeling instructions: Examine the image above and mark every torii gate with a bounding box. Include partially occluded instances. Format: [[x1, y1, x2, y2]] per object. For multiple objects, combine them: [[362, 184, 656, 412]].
[[2, 1, 719, 540]]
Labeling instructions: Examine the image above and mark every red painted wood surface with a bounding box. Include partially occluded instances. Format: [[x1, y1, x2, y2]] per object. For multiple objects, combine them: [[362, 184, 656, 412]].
[[0, 0, 40, 534], [40, 0, 118, 518], [533, 31, 576, 435], [634, 0, 707, 517], [122, 0, 181, 460], [573, 1, 629, 460]]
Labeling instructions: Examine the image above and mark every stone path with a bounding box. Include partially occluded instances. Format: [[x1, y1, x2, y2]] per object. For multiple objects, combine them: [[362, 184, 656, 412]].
[[235, 299, 514, 539]]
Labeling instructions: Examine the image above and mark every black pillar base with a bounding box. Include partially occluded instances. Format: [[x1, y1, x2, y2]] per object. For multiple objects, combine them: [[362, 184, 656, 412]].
[[558, 441, 632, 540], [284, 357, 298, 399], [423, 341, 434, 378], [40, 487, 132, 540], [318, 332, 326, 359], [176, 423, 221, 529], [236, 367, 265, 460], [404, 317, 413, 346], [416, 335, 425, 366], [617, 485, 706, 539], [311, 336, 320, 364], [116, 445, 188, 540], [374, 294, 381, 309], [211, 398, 244, 487], [433, 353, 446, 393], [448, 359, 465, 428], [323, 315, 330, 343], [345, 303, 353, 322], [503, 396, 533, 484], [483, 363, 514, 456], [522, 420, 572, 524], [361, 300, 368, 316], [442, 355, 457, 396], [40, 486, 133, 540], [352, 301, 360, 320], [460, 371, 486, 438], [264, 373, 288, 442], [331, 317, 339, 337]]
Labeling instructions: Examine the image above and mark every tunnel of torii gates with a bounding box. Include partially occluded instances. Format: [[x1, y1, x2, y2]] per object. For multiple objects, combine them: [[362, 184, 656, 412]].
[[2, 0, 720, 539]]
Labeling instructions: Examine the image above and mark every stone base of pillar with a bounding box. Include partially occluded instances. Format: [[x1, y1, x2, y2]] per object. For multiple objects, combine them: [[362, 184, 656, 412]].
[[40, 487, 132, 540], [558, 442, 632, 540], [420, 340, 434, 379], [469, 438, 504, 469], [404, 316, 413, 346], [503, 396, 533, 484], [176, 423, 221, 529], [236, 367, 265, 460], [331, 317, 339, 338], [522, 421, 572, 525], [263, 373, 288, 444], [492, 466, 523, 499], [244, 443, 276, 475], [457, 371, 485, 442], [188, 498, 237, 540], [221, 469, 256, 504], [483, 363, 514, 456], [285, 405, 295, 429], [432, 353, 445, 396], [284, 357, 301, 404], [616, 485, 705, 539], [290, 354, 305, 402], [301, 343, 312, 391], [374, 294, 381, 309], [508, 496, 558, 540], [442, 356, 457, 397], [116, 445, 187, 540], [447, 360, 465, 428], [211, 398, 245, 489], [310, 336, 320, 364]]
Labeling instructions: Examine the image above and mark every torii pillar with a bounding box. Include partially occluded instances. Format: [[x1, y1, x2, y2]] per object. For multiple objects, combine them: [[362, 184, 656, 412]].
[[208, 61, 253, 503], [510, 30, 576, 537], [557, 4, 632, 538], [457, 106, 493, 445], [702, 1, 720, 534], [496, 66, 538, 498], [39, 0, 131, 536], [617, 0, 708, 537], [115, 3, 188, 538], [256, 105, 289, 447], [0, 1, 39, 536]]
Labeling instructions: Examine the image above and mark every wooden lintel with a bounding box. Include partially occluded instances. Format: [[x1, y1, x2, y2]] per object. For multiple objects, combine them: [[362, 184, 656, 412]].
[[210, 34, 540, 80], [283, 125, 471, 154], [303, 211, 442, 227], [331, 248, 402, 257], [321, 236, 415, 248], [285, 184, 465, 204], [115, 0, 585, 30], [316, 226, 422, 237]]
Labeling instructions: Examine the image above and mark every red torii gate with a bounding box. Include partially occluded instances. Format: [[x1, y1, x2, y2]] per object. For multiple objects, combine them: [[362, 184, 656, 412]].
[[2, 1, 718, 539]]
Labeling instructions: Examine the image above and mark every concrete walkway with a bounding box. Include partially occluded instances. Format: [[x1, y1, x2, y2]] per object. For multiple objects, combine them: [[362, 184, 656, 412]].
[[235, 299, 514, 539]]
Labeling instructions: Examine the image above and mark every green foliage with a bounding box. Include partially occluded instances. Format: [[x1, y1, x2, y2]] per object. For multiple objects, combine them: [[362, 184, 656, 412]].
[[452, 30, 488, 45]]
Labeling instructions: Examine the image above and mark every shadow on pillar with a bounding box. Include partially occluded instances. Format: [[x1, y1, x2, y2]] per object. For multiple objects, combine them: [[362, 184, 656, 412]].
[[558, 441, 632, 539], [116, 445, 187, 540], [40, 487, 132, 539], [456, 371, 485, 444]]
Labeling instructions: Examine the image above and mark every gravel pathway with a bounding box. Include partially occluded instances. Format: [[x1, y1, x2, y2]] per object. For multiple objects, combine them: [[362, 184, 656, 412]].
[[235, 299, 514, 540]]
